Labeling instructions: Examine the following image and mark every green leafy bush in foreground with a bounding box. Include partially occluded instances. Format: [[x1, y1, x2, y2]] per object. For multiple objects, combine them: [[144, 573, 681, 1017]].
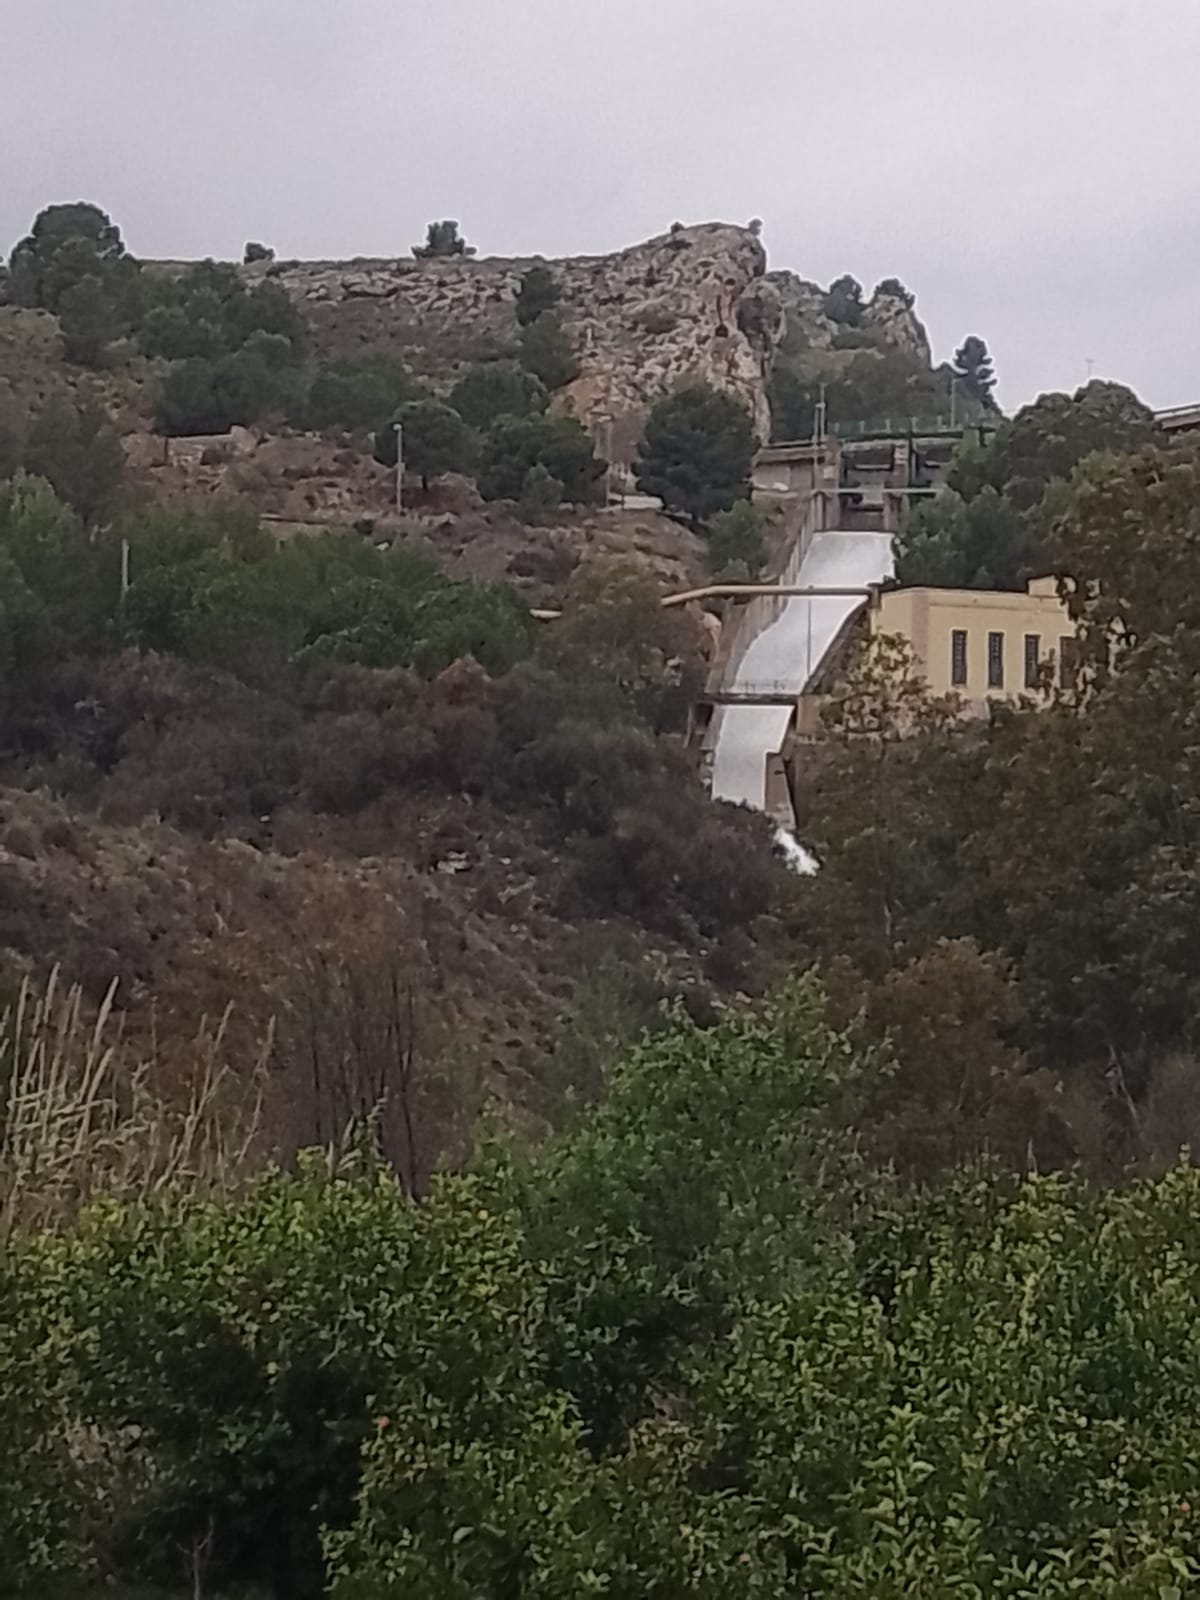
[[6, 984, 1200, 1595]]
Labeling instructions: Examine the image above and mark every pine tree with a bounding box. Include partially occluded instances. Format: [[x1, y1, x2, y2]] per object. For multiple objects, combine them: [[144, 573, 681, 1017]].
[[515, 263, 559, 327], [953, 336, 998, 410], [58, 274, 114, 367], [518, 312, 578, 392], [636, 385, 754, 526], [412, 221, 475, 260]]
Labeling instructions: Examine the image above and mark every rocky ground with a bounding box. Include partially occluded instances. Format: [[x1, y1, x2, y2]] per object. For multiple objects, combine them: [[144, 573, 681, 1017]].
[[122, 427, 711, 606]]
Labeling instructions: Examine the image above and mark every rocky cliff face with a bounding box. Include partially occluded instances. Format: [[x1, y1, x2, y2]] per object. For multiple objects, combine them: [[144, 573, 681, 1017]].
[[767, 270, 932, 364], [276, 222, 779, 464], [862, 285, 932, 365], [275, 224, 931, 464]]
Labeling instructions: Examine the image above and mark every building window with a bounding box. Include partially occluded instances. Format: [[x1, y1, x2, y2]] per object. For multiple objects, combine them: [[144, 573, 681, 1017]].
[[950, 628, 968, 687], [1024, 633, 1041, 689], [987, 631, 1004, 689]]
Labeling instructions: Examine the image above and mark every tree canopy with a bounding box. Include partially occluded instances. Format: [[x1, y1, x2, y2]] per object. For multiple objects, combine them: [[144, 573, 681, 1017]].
[[895, 380, 1163, 588], [373, 397, 475, 488], [873, 275, 916, 309], [514, 262, 559, 327], [12, 985, 1200, 1594], [518, 311, 579, 392], [822, 272, 865, 327], [705, 498, 767, 577], [986, 378, 1160, 509], [478, 413, 604, 505], [56, 274, 115, 367], [138, 261, 303, 363], [635, 384, 754, 524], [7, 202, 126, 312], [953, 334, 998, 410], [805, 439, 1200, 1128], [769, 345, 965, 441], [155, 349, 283, 436], [412, 220, 475, 259], [23, 392, 125, 527], [301, 354, 421, 434], [448, 362, 549, 431]]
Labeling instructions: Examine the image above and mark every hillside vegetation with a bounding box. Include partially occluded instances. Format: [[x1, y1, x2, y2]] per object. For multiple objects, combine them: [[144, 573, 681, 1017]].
[[5, 199, 1200, 1596], [10, 991, 1200, 1597], [2, 202, 994, 487]]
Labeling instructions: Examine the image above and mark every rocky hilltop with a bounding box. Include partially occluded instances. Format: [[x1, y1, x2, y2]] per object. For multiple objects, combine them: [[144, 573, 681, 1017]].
[[274, 222, 931, 461], [765, 269, 932, 366]]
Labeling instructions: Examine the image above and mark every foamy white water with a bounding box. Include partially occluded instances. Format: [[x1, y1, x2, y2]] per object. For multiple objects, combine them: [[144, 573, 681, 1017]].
[[773, 825, 818, 875], [710, 530, 894, 810]]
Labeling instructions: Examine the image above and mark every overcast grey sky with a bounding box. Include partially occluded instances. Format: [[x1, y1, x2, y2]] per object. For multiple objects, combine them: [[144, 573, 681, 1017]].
[[2, 0, 1196, 412]]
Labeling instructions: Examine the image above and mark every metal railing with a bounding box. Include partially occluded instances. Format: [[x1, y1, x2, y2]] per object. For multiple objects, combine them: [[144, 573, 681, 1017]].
[[663, 582, 873, 609], [705, 680, 803, 704], [831, 415, 998, 441]]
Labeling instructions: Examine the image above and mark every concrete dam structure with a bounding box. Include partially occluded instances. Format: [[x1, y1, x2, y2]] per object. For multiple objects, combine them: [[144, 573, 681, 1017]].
[[696, 421, 1011, 839], [708, 529, 894, 814]]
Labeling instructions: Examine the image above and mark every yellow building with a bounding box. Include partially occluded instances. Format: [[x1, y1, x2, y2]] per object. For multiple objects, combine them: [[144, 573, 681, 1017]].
[[789, 576, 1078, 743], [867, 576, 1075, 708]]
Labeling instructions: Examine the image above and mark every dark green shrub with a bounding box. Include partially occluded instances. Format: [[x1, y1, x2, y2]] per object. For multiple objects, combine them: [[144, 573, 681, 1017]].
[[635, 385, 754, 524], [302, 355, 420, 434], [479, 414, 602, 504], [156, 350, 279, 435], [448, 362, 548, 431], [514, 262, 559, 327], [373, 398, 475, 488], [518, 311, 578, 391]]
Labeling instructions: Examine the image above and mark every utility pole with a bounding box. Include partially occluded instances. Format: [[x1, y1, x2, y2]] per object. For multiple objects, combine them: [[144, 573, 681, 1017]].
[[394, 421, 404, 514], [120, 538, 130, 603], [1085, 357, 1096, 382], [810, 383, 829, 528], [603, 377, 615, 508]]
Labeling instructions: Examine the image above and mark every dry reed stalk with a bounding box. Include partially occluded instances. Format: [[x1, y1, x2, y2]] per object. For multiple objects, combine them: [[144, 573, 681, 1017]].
[[0, 969, 267, 1236]]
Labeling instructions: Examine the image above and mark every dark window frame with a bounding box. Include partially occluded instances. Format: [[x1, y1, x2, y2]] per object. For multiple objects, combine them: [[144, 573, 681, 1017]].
[[987, 630, 1005, 690], [1024, 633, 1041, 689], [950, 628, 968, 687]]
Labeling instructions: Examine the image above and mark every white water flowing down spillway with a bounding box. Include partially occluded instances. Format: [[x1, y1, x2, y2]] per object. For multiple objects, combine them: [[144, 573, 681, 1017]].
[[710, 529, 895, 819]]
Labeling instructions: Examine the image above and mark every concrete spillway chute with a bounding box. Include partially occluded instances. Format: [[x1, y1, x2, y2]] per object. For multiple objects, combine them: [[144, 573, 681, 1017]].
[[707, 529, 895, 818]]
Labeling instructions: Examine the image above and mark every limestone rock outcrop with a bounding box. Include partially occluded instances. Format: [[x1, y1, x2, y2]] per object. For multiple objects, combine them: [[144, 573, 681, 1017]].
[[767, 270, 837, 351], [862, 284, 932, 365], [276, 222, 781, 464], [274, 223, 933, 463]]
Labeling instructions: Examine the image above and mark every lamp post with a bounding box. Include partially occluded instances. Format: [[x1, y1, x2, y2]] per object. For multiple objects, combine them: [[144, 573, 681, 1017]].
[[394, 421, 404, 514]]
